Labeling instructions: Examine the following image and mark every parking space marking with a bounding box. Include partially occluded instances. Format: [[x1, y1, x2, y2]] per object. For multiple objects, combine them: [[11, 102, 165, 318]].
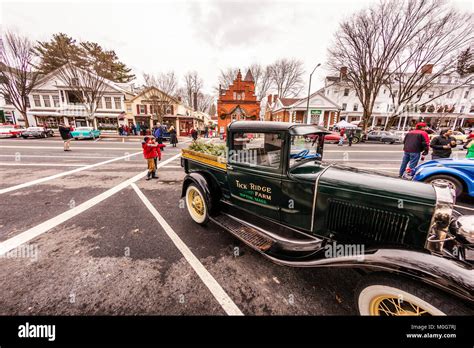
[[130, 183, 244, 316], [0, 153, 181, 257], [0, 162, 88, 167], [0, 151, 142, 194], [0, 145, 142, 151]]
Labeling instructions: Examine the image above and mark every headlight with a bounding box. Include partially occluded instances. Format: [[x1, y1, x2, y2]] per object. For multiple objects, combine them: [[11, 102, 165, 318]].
[[453, 215, 474, 244]]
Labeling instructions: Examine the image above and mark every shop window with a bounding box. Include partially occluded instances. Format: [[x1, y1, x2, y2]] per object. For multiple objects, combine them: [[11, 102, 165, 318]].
[[35, 116, 59, 128]]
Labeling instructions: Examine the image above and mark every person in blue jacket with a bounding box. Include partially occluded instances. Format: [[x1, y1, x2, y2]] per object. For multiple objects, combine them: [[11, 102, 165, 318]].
[[153, 123, 165, 150]]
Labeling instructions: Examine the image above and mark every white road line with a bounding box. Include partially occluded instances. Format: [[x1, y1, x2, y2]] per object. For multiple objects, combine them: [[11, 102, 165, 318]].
[[162, 165, 182, 168], [0, 154, 117, 159], [0, 151, 141, 195], [130, 183, 243, 316], [0, 162, 88, 167], [0, 154, 181, 257], [0, 145, 141, 151]]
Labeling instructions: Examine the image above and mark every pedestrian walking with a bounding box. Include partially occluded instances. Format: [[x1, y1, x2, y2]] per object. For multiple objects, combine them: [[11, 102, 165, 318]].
[[430, 129, 457, 160], [169, 126, 178, 147], [131, 123, 137, 135], [347, 129, 354, 147], [399, 122, 429, 178], [463, 133, 474, 159], [58, 123, 73, 151], [191, 128, 198, 141], [338, 128, 345, 146], [136, 123, 141, 135], [154, 123, 164, 144]]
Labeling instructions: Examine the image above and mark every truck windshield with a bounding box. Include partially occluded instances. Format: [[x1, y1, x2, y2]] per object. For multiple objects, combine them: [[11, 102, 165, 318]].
[[289, 134, 322, 167]]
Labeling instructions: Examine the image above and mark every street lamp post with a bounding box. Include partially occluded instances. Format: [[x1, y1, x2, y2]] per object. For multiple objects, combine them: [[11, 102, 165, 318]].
[[306, 63, 321, 124]]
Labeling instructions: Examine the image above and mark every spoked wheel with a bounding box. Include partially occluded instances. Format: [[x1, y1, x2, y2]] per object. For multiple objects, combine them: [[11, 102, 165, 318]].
[[356, 274, 472, 316], [185, 184, 209, 225]]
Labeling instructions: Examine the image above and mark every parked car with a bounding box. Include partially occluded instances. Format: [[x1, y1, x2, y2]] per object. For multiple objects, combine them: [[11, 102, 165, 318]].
[[0, 124, 24, 138], [366, 130, 402, 144], [413, 158, 474, 197], [306, 131, 342, 144], [71, 127, 101, 140], [181, 121, 474, 316], [429, 131, 467, 145], [21, 126, 54, 138]]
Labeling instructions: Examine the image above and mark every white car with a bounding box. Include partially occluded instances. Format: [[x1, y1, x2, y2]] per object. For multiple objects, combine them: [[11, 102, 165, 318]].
[[0, 124, 24, 138]]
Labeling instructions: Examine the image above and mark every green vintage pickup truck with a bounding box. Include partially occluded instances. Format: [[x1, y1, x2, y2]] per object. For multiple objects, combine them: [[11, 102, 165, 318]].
[[181, 121, 473, 316]]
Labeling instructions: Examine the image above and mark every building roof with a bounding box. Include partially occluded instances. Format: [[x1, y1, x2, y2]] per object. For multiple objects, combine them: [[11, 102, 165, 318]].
[[244, 69, 254, 82], [279, 98, 302, 107]]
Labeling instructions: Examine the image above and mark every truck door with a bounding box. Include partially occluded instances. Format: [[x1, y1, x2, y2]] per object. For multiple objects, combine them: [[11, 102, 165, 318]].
[[227, 131, 284, 221]]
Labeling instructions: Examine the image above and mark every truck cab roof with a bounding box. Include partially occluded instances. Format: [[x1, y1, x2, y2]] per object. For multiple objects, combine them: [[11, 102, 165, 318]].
[[228, 121, 331, 136]]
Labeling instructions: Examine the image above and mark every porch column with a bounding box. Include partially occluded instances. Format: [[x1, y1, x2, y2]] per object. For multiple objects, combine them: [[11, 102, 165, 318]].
[[397, 116, 402, 130], [402, 115, 408, 130], [452, 117, 458, 130], [460, 117, 465, 127], [93, 118, 98, 129]]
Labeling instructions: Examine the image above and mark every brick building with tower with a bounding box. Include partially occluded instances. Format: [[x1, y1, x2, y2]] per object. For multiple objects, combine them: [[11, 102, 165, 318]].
[[217, 69, 260, 135]]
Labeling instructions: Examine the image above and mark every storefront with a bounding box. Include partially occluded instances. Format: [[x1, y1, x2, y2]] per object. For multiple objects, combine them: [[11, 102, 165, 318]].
[[96, 116, 118, 131], [35, 116, 62, 128], [178, 117, 194, 136]]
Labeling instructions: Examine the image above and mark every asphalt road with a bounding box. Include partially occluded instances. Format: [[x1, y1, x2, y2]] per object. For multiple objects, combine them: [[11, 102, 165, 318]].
[[0, 136, 472, 315]]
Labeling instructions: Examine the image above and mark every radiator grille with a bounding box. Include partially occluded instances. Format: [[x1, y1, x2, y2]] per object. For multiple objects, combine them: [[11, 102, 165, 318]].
[[326, 199, 409, 244]]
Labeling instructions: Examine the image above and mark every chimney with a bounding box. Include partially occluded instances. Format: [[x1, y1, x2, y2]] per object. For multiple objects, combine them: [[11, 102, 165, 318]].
[[340, 67, 348, 78], [267, 94, 273, 104], [273, 94, 279, 103], [177, 96, 182, 102], [421, 64, 434, 74]]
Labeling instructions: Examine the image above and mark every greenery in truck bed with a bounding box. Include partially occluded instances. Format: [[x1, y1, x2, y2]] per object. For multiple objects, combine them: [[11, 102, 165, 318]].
[[188, 141, 227, 157]]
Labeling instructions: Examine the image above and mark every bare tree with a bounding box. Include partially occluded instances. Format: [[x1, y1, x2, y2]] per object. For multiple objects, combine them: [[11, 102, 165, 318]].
[[183, 71, 203, 110], [0, 31, 41, 127], [143, 72, 179, 124], [56, 63, 108, 126], [143, 71, 178, 97], [269, 58, 305, 98], [328, 0, 473, 131], [196, 92, 214, 113], [216, 67, 239, 91], [247, 63, 273, 100], [383, 1, 474, 129]]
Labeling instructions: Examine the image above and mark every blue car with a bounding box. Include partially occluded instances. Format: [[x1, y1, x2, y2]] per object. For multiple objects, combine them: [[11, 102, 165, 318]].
[[70, 127, 101, 140], [412, 158, 474, 197]]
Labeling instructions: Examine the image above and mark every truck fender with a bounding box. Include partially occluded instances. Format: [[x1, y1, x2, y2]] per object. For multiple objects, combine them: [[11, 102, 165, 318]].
[[181, 172, 220, 214], [265, 249, 473, 303]]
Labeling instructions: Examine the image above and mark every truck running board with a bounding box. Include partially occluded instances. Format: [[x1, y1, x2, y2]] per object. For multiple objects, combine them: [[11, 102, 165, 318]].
[[211, 214, 274, 252], [210, 213, 323, 254]]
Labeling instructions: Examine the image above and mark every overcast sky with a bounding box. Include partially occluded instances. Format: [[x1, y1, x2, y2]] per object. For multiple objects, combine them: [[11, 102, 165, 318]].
[[0, 0, 472, 95]]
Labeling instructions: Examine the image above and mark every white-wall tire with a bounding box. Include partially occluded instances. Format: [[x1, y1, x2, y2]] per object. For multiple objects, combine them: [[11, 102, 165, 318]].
[[185, 184, 208, 225], [356, 273, 472, 316]]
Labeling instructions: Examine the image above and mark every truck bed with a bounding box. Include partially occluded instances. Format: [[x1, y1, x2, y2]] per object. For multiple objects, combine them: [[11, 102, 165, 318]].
[[181, 149, 227, 171]]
